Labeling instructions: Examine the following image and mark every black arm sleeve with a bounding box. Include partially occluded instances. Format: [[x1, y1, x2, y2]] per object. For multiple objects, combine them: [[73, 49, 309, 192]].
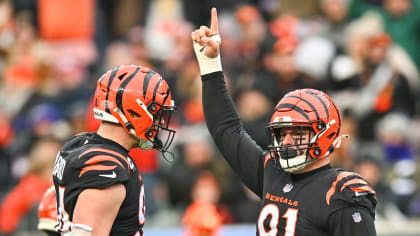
[[201, 71, 266, 197], [328, 207, 377, 236]]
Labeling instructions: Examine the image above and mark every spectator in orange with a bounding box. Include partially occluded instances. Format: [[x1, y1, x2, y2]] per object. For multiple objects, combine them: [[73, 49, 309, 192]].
[[183, 201, 222, 236], [0, 137, 61, 234], [37, 0, 97, 79], [0, 13, 48, 117], [254, 15, 321, 104], [183, 172, 223, 236], [331, 32, 416, 141]]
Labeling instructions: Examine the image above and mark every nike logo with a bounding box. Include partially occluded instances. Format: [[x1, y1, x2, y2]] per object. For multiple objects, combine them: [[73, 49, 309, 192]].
[[127, 157, 135, 170], [355, 191, 368, 197], [200, 45, 207, 52], [99, 171, 116, 178]]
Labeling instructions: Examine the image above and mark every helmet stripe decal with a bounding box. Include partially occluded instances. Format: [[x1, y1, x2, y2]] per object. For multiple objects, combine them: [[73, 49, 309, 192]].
[[304, 91, 329, 120], [142, 70, 156, 99], [152, 78, 163, 102], [105, 66, 120, 113], [275, 103, 310, 121], [325, 95, 342, 136], [289, 95, 320, 121], [116, 66, 141, 112], [162, 87, 170, 105]]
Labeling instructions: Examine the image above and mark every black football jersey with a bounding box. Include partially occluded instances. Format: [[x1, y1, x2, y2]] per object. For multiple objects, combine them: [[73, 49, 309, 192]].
[[259, 158, 376, 236], [52, 132, 144, 236], [201, 72, 377, 236]]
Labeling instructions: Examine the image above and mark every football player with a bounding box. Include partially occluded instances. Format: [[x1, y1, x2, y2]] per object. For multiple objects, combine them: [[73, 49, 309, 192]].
[[191, 8, 377, 236], [52, 65, 176, 235]]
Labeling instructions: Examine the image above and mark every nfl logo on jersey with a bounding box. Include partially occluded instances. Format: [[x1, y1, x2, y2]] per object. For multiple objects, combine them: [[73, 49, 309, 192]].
[[352, 212, 362, 223], [283, 184, 294, 193]]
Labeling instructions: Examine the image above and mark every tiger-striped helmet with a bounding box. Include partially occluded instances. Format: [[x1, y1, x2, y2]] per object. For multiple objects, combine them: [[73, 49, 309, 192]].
[[266, 88, 344, 172], [93, 65, 176, 153]]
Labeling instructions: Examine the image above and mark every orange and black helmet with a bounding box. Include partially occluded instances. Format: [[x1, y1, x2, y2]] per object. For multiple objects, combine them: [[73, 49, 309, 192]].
[[93, 65, 176, 153], [266, 88, 344, 172]]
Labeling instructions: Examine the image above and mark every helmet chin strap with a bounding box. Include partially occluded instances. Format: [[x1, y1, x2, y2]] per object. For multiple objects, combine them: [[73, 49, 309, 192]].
[[279, 152, 308, 173], [128, 125, 154, 150], [138, 137, 154, 150]]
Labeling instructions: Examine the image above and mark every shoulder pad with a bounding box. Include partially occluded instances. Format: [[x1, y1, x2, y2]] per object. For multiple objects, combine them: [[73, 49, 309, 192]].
[[326, 171, 376, 207], [76, 147, 131, 183]]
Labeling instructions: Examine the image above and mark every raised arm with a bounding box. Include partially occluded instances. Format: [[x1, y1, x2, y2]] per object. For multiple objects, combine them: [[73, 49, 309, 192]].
[[191, 8, 266, 196]]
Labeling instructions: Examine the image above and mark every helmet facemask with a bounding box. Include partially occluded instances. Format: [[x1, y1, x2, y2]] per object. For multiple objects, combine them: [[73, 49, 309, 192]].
[[143, 100, 176, 157], [267, 122, 318, 172]]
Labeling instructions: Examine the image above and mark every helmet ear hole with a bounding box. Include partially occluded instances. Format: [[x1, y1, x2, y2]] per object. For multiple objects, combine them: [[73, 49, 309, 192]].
[[327, 132, 336, 140]]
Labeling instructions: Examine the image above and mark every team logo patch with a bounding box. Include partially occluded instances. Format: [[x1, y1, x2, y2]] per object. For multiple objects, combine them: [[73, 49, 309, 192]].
[[352, 212, 362, 223], [283, 184, 294, 193]]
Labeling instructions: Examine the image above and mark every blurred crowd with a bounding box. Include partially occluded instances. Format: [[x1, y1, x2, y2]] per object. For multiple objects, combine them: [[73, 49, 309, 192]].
[[0, 0, 420, 234]]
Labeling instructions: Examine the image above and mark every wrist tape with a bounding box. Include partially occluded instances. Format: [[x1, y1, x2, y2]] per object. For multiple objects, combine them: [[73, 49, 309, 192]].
[[193, 34, 222, 75]]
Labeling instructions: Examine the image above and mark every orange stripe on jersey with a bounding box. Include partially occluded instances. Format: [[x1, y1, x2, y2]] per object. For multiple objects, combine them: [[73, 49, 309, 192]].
[[340, 178, 369, 192], [78, 148, 130, 170], [84, 155, 126, 170], [350, 186, 376, 195], [79, 164, 117, 178], [325, 171, 358, 205], [264, 154, 271, 168]]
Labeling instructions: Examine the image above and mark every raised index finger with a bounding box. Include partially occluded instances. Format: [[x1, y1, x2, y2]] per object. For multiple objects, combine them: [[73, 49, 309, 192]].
[[210, 8, 219, 34]]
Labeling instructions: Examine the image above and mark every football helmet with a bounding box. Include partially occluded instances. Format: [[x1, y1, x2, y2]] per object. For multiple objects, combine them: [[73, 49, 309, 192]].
[[93, 65, 176, 153], [266, 88, 346, 172]]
